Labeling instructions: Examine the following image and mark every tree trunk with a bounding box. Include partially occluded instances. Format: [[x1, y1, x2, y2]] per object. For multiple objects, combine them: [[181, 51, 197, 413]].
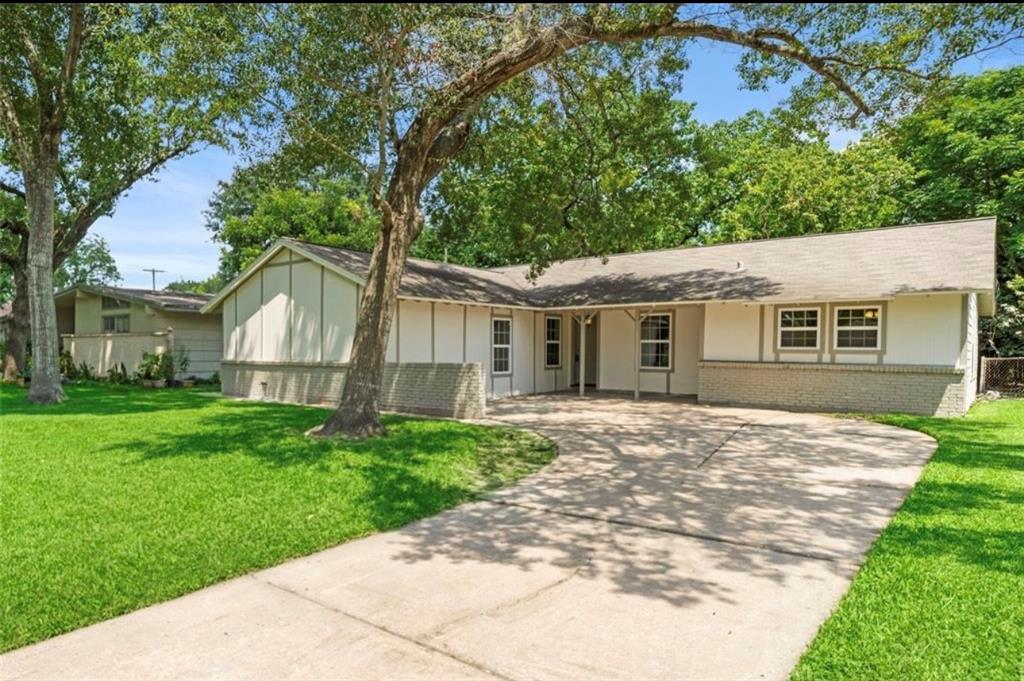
[[2, 262, 29, 381], [314, 179, 422, 438], [314, 211, 416, 438], [24, 167, 65, 403]]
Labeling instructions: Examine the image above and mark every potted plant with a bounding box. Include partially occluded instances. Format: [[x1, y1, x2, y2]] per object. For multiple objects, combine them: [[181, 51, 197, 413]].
[[137, 352, 173, 388]]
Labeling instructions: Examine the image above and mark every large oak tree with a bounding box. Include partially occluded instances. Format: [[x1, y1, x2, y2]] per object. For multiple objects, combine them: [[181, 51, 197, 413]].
[[255, 3, 1022, 438], [0, 4, 255, 398]]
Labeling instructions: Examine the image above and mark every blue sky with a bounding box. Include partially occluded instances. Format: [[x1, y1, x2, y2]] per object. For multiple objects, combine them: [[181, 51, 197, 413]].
[[94, 43, 1021, 289]]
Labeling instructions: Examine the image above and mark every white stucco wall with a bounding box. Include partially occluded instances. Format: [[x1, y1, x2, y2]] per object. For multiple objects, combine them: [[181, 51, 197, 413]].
[[597, 305, 702, 395], [703, 303, 761, 362], [434, 303, 465, 363], [323, 269, 359, 362], [291, 260, 322, 361], [397, 300, 432, 362], [700, 294, 965, 369], [886, 294, 962, 366]]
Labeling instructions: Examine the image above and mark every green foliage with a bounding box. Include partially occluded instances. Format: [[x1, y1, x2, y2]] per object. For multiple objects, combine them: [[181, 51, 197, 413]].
[[208, 173, 378, 278], [136, 352, 174, 383], [884, 66, 1024, 355], [174, 346, 191, 378], [164, 274, 226, 295], [0, 383, 556, 652], [52, 236, 121, 290], [2, 234, 120, 300], [692, 113, 915, 243], [58, 351, 75, 377], [793, 399, 1024, 679], [106, 362, 132, 385], [421, 70, 700, 269]]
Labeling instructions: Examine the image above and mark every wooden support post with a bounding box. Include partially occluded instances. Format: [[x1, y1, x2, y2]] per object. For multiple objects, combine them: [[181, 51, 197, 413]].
[[634, 309, 641, 401], [578, 313, 586, 397]]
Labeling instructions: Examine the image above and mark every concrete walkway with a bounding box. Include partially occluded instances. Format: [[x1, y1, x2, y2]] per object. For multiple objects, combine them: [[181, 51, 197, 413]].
[[3, 395, 935, 680]]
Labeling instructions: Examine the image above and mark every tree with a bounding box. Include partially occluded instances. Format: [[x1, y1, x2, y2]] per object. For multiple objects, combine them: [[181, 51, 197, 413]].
[[2, 234, 119, 299], [0, 4, 255, 399], [208, 172, 378, 279], [421, 68, 700, 270], [52, 235, 120, 289], [257, 3, 1022, 438], [885, 66, 1024, 355], [691, 112, 915, 243], [165, 274, 226, 295]]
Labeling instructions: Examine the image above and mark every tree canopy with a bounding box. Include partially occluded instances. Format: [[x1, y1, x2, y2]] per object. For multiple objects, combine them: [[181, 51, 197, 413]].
[[0, 3, 257, 393]]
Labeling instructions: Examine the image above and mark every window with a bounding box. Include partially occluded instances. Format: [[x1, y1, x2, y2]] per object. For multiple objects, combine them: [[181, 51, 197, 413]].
[[640, 313, 671, 369], [492, 317, 511, 374], [102, 314, 129, 333], [778, 308, 819, 349], [101, 296, 130, 310], [835, 306, 881, 349], [544, 316, 561, 368]]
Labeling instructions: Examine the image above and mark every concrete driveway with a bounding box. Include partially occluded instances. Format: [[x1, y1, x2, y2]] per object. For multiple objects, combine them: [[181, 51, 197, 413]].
[[4, 395, 935, 680]]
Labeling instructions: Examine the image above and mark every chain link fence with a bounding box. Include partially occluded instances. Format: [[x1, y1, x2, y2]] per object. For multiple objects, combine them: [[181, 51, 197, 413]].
[[980, 357, 1024, 396]]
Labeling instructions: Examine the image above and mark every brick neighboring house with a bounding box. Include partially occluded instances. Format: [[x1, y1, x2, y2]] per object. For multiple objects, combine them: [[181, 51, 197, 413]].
[[55, 285, 222, 379], [202, 217, 996, 418]]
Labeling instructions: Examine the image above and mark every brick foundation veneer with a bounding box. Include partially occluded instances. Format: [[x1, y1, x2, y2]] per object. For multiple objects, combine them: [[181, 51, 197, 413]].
[[221, 361, 486, 419], [698, 361, 967, 416]]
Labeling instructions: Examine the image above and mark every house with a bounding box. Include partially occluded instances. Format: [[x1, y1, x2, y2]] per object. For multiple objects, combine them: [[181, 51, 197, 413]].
[[201, 217, 996, 418], [55, 285, 222, 378]]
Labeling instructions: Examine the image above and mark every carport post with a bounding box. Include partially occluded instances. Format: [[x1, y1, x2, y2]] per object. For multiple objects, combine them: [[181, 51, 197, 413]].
[[625, 308, 640, 401], [578, 313, 586, 397]]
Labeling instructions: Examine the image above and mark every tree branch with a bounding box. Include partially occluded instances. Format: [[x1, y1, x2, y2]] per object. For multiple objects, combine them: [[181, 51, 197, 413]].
[[53, 3, 86, 134], [0, 180, 26, 201], [54, 141, 193, 264], [0, 86, 32, 169], [1, 218, 29, 239], [422, 10, 874, 150]]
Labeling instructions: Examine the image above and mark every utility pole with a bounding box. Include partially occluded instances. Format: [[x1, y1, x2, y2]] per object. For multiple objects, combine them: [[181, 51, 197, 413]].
[[143, 268, 165, 292]]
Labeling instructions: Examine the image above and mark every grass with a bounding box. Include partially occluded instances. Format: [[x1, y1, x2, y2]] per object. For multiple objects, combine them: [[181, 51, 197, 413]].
[[0, 383, 555, 653], [792, 399, 1024, 680]]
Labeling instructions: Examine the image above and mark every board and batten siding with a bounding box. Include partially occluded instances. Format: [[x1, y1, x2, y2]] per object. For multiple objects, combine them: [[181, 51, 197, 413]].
[[221, 255, 574, 402]]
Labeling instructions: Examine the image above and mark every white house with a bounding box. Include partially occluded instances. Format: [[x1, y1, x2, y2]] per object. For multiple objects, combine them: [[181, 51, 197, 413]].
[[201, 217, 996, 418]]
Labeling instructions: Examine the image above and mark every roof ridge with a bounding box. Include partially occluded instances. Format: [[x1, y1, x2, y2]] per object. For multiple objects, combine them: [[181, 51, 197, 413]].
[[486, 216, 997, 272], [282, 237, 534, 293]]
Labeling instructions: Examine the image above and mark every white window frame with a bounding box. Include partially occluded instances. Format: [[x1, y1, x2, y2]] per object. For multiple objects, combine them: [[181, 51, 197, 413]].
[[777, 306, 820, 351], [491, 317, 512, 375], [833, 305, 882, 351], [639, 312, 672, 371], [544, 315, 562, 368]]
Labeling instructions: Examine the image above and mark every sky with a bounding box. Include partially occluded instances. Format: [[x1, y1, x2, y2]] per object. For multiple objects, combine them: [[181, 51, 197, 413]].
[[93, 41, 1021, 289]]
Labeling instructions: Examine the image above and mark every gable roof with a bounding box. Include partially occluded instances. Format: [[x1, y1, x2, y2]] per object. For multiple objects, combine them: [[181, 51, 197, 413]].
[[202, 217, 998, 315], [54, 285, 212, 312]]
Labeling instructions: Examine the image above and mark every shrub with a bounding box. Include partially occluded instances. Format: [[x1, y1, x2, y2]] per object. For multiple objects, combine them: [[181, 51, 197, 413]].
[[136, 352, 174, 382], [174, 346, 191, 378], [106, 362, 132, 385]]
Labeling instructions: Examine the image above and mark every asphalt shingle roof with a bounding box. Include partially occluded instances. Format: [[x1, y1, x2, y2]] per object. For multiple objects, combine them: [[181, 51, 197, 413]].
[[286, 218, 997, 310], [55, 285, 212, 312]]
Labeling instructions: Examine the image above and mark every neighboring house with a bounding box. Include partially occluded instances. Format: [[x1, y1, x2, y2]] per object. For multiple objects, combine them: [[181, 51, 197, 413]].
[[55, 285, 221, 378], [202, 217, 996, 418]]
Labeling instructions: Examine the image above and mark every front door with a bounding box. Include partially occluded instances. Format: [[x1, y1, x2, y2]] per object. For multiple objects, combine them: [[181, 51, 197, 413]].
[[572, 314, 598, 387]]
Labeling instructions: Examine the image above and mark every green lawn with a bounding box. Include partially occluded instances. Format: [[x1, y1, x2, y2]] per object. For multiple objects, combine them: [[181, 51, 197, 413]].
[[792, 399, 1024, 680], [0, 383, 555, 653]]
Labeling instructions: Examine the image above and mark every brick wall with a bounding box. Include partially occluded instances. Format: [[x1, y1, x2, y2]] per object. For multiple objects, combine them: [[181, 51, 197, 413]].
[[221, 361, 486, 419], [698, 361, 966, 416]]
